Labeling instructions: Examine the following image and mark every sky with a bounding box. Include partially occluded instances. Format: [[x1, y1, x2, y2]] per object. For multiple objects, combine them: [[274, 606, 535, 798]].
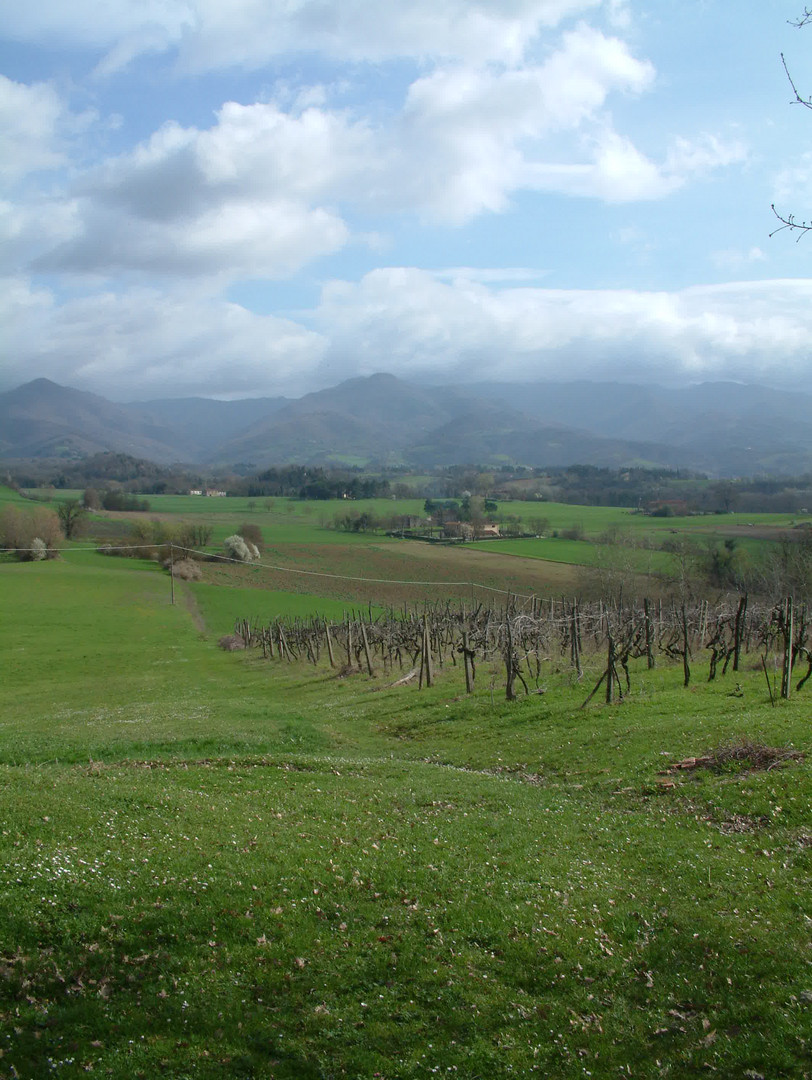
[[2, 0, 812, 401]]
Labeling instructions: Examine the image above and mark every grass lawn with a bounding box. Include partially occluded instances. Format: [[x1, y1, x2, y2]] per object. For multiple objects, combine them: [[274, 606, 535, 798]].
[[0, 555, 810, 1077]]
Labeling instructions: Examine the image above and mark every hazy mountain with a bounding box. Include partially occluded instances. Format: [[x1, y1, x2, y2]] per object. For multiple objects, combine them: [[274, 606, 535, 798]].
[[0, 378, 185, 462], [134, 394, 289, 460], [466, 380, 812, 456], [3, 374, 812, 475], [213, 373, 483, 465]]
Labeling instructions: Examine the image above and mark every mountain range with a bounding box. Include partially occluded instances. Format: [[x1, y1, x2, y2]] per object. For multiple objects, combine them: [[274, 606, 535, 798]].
[[1, 373, 811, 477]]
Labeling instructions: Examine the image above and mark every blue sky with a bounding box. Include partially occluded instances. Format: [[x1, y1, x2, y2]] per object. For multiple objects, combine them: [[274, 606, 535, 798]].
[[2, 0, 812, 400]]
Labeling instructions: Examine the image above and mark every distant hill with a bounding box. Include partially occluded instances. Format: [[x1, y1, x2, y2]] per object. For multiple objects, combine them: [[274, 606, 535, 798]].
[[464, 380, 812, 474], [214, 373, 486, 465], [0, 379, 185, 462], [134, 394, 289, 460], [3, 373, 812, 476]]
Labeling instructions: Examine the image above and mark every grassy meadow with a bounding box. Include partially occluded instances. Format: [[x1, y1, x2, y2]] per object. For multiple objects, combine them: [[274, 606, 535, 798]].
[[0, 493, 810, 1078]]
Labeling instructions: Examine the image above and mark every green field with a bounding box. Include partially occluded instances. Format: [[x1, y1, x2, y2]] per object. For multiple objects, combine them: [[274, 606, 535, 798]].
[[1, 528, 811, 1078]]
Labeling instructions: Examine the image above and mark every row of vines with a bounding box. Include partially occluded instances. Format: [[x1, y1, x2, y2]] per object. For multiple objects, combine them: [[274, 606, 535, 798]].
[[231, 595, 810, 705]]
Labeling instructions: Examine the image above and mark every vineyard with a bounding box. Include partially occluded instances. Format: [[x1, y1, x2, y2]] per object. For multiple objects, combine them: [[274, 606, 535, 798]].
[[233, 593, 810, 705]]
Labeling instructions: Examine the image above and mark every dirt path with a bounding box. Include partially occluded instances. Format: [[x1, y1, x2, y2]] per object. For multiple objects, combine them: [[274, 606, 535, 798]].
[[181, 586, 207, 635]]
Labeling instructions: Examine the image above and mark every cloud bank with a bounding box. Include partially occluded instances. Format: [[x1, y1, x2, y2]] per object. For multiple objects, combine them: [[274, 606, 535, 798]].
[[4, 272, 811, 400]]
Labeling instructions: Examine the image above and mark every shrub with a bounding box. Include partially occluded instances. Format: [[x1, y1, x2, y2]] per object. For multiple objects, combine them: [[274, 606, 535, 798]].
[[170, 558, 203, 581], [0, 506, 61, 559], [174, 523, 213, 552], [224, 534, 259, 562], [561, 522, 585, 541], [238, 523, 264, 552], [102, 490, 150, 512], [28, 537, 48, 562]]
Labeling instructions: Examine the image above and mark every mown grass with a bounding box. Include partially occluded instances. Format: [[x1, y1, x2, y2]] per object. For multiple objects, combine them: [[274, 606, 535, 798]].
[[0, 556, 810, 1078], [188, 580, 374, 631]]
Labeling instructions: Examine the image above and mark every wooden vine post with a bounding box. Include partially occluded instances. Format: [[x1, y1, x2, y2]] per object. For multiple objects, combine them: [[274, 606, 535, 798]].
[[419, 614, 434, 689], [605, 632, 615, 704], [324, 620, 336, 668], [360, 620, 375, 677], [781, 595, 794, 700], [643, 597, 655, 669], [733, 593, 747, 672], [461, 630, 475, 694]]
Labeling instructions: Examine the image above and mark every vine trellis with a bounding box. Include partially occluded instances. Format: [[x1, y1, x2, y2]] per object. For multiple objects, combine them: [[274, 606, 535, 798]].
[[232, 594, 810, 705]]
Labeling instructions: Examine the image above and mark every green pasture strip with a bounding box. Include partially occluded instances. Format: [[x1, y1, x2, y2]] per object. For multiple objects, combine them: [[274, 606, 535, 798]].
[[0, 559, 347, 765], [144, 494, 427, 518], [494, 500, 810, 536], [20, 488, 85, 502], [0, 484, 32, 508], [475, 536, 674, 573], [188, 580, 372, 634], [203, 519, 400, 548]]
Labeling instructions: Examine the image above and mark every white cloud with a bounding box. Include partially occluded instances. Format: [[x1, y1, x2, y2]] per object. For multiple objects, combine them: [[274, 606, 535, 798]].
[[393, 25, 657, 219], [2, 10, 747, 286], [315, 269, 812, 386], [2, 281, 328, 398], [6, 271, 812, 399], [35, 102, 363, 278], [29, 26, 672, 277]]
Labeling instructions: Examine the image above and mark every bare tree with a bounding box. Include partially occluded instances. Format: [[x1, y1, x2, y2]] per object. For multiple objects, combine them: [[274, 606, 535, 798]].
[[56, 498, 86, 539], [772, 11, 812, 236]]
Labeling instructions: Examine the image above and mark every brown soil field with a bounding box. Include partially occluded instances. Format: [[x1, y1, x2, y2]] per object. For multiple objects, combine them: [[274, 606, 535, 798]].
[[203, 538, 595, 607]]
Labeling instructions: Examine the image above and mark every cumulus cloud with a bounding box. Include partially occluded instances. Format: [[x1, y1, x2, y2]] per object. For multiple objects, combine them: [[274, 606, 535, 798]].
[[35, 102, 364, 278], [315, 269, 812, 387], [393, 24, 658, 219], [2, 281, 327, 398]]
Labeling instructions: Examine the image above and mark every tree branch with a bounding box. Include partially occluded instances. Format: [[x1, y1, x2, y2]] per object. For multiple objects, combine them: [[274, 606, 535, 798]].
[[781, 52, 812, 109], [770, 204, 812, 239]]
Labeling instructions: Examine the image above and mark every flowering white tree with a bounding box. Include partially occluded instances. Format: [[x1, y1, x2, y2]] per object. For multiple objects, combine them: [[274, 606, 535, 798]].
[[224, 534, 259, 562]]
